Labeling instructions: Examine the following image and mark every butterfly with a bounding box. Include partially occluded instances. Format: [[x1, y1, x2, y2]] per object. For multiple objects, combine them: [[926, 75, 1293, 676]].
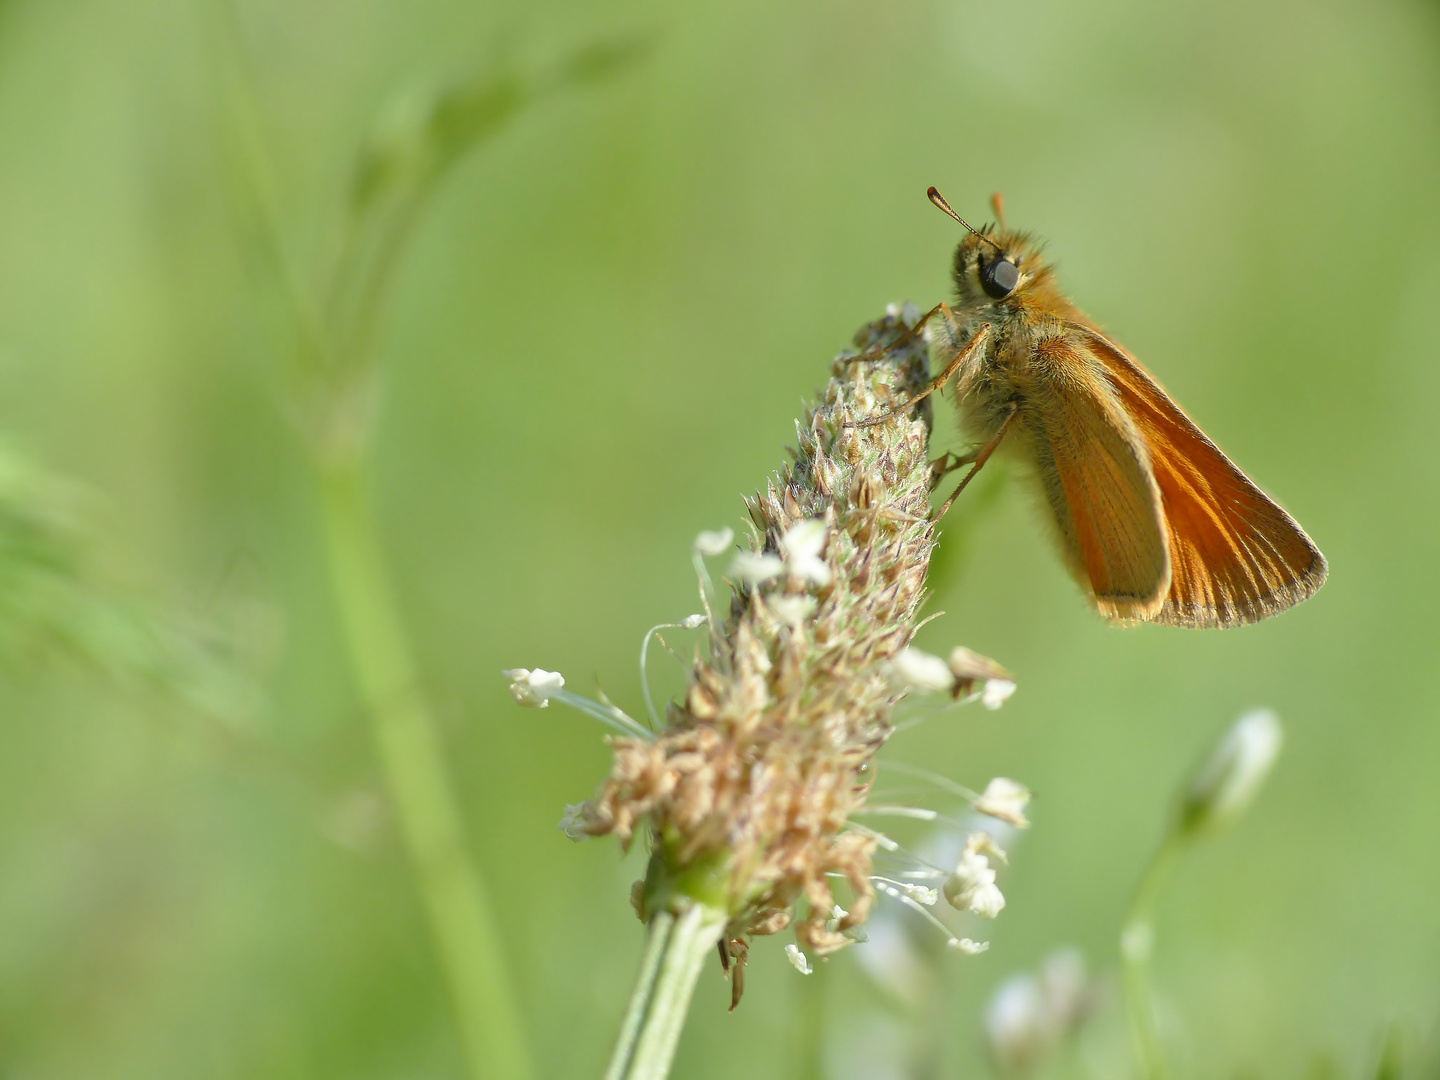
[[878, 188, 1326, 628]]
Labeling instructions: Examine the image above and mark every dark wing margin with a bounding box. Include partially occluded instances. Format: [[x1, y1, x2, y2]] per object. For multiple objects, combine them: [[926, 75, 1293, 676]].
[[1083, 329, 1327, 627]]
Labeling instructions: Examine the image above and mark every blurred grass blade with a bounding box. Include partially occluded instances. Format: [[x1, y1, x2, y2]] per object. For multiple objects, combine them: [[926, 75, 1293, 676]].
[[204, 12, 653, 1079], [333, 36, 652, 373], [0, 448, 264, 726]]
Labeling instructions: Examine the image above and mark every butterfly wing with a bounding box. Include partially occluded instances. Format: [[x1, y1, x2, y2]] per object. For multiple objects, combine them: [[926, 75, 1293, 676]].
[[1082, 328, 1327, 627], [1019, 334, 1172, 622]]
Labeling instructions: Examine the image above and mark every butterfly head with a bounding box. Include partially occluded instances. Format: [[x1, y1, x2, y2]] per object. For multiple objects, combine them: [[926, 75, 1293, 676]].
[[926, 187, 1054, 317], [950, 229, 1048, 310]]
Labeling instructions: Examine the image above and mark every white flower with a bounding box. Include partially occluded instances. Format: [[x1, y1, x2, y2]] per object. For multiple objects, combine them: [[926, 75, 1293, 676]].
[[558, 803, 590, 842], [780, 519, 831, 586], [975, 777, 1031, 827], [949, 937, 989, 954], [982, 678, 1017, 710], [728, 550, 784, 585], [785, 944, 813, 975], [987, 972, 1047, 1072], [985, 948, 1092, 1075], [692, 527, 734, 557], [1180, 708, 1283, 835], [890, 646, 954, 692], [504, 667, 565, 708], [944, 833, 1007, 918], [1038, 949, 1088, 1023]]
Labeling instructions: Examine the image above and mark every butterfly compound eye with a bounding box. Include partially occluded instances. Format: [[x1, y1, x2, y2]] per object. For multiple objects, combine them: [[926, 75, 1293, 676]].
[[981, 257, 1020, 299]]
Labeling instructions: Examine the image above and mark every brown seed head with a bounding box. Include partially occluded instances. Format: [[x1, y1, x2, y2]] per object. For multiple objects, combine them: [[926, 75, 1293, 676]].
[[578, 309, 939, 960]]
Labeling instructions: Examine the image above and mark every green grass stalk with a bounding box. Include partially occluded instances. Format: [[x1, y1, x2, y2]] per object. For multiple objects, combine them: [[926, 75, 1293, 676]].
[[604, 903, 729, 1080], [1120, 832, 1183, 1080], [318, 453, 534, 1080]]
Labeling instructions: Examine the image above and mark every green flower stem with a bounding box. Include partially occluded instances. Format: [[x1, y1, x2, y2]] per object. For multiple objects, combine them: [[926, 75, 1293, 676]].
[[318, 454, 533, 1080], [604, 901, 728, 1080], [794, 959, 825, 1080], [1121, 831, 1185, 1080]]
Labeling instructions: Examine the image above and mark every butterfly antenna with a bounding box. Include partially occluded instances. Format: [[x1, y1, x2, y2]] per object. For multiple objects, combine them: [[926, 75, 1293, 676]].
[[927, 187, 1004, 253], [990, 191, 1006, 229]]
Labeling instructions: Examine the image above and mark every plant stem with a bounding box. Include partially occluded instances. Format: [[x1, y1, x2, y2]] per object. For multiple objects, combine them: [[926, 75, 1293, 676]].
[[318, 453, 534, 1080], [794, 960, 825, 1080], [1120, 831, 1185, 1080], [604, 901, 728, 1080]]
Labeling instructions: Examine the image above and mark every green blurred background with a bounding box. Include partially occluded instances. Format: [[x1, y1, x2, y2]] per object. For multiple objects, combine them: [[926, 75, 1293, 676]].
[[1, 0, 1438, 1077]]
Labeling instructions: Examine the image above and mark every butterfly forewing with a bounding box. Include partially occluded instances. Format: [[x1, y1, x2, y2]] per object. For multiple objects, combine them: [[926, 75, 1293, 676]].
[[1023, 335, 1172, 622], [1083, 329, 1328, 627]]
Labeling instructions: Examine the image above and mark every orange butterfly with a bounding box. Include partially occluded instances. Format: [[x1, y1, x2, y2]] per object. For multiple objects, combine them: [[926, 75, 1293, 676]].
[[888, 188, 1326, 628]]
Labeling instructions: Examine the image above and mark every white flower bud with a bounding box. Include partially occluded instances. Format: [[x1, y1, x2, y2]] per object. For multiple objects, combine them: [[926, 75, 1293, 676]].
[[504, 667, 565, 708], [1180, 709, 1283, 836]]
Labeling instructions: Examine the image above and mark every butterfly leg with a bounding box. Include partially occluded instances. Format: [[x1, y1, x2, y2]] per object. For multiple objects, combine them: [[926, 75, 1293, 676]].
[[840, 302, 949, 367], [848, 321, 991, 430], [934, 403, 1019, 520], [929, 450, 972, 489]]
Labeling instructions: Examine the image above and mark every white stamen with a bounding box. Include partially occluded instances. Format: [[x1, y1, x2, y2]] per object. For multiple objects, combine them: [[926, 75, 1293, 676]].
[[504, 667, 565, 708], [949, 937, 990, 955], [891, 647, 954, 692], [692, 527, 734, 557], [975, 777, 1031, 827], [944, 832, 1008, 918], [729, 550, 784, 586], [785, 944, 813, 975], [874, 880, 956, 942], [871, 876, 937, 905], [982, 678, 1017, 709], [558, 803, 589, 842], [780, 519, 831, 586], [853, 805, 940, 821], [769, 594, 817, 626]]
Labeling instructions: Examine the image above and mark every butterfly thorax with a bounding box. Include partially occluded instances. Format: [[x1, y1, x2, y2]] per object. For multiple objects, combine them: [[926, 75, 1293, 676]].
[[944, 229, 1096, 445]]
